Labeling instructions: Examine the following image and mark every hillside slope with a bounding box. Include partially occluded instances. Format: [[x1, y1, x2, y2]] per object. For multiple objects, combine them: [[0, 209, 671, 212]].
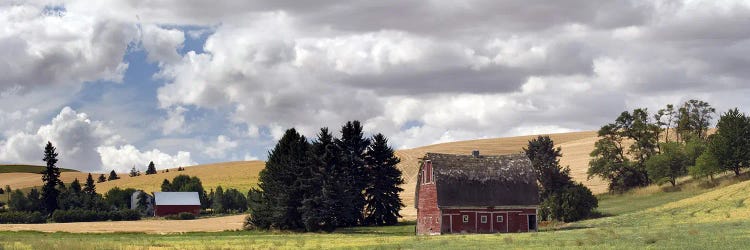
[[0, 131, 605, 220]]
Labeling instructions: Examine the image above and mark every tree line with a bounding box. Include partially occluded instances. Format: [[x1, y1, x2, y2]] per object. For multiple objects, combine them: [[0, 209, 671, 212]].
[[1, 142, 142, 223], [588, 99, 750, 192], [246, 121, 404, 232]]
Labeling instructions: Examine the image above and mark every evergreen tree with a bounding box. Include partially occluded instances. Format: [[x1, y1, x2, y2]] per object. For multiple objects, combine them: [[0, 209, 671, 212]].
[[709, 108, 750, 176], [41, 141, 62, 213], [84, 173, 96, 196], [524, 135, 572, 199], [145, 161, 157, 175], [97, 174, 107, 183], [253, 128, 310, 230], [161, 179, 172, 191], [129, 166, 141, 177], [335, 121, 370, 226], [212, 186, 225, 213], [363, 133, 404, 226], [108, 170, 119, 181], [69, 178, 82, 194], [300, 128, 340, 232]]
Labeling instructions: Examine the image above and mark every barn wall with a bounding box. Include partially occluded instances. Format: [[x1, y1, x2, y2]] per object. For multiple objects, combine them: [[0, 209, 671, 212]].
[[416, 163, 441, 235], [440, 208, 537, 234], [155, 205, 201, 216]]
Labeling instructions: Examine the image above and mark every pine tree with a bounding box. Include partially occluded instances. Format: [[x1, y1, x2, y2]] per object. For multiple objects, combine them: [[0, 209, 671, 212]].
[[300, 128, 340, 232], [335, 121, 370, 226], [253, 128, 310, 230], [41, 141, 62, 214], [212, 186, 225, 213], [97, 174, 106, 183], [129, 166, 141, 177], [145, 161, 157, 175], [108, 170, 119, 181], [84, 173, 96, 196], [69, 178, 82, 194], [363, 133, 404, 226], [161, 179, 171, 191]]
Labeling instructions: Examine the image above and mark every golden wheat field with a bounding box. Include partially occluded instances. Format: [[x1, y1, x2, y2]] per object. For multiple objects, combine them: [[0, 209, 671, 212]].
[[0, 131, 607, 220]]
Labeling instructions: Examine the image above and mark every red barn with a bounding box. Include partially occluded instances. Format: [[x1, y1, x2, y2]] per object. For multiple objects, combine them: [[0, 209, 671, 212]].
[[154, 192, 201, 216], [415, 151, 540, 235]]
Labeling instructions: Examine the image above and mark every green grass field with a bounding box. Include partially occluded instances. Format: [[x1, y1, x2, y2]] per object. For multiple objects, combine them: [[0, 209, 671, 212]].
[[2, 175, 750, 249], [0, 165, 78, 174]]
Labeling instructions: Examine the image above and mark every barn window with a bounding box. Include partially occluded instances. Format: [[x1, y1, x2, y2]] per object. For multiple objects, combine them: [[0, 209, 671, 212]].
[[496, 215, 503, 222], [480, 215, 487, 223], [462, 215, 469, 223]]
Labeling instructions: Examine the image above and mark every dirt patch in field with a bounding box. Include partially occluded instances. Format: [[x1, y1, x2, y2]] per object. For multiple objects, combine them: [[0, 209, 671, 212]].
[[0, 215, 245, 233]]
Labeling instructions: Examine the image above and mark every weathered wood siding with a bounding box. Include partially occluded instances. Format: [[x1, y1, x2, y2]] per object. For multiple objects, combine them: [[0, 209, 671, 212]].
[[440, 208, 537, 234], [154, 205, 201, 217]]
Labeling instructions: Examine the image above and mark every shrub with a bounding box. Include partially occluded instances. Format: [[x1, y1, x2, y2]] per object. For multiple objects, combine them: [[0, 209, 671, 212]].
[[166, 212, 196, 220], [118, 209, 142, 221], [51, 209, 141, 223], [541, 183, 598, 222], [0, 211, 46, 224]]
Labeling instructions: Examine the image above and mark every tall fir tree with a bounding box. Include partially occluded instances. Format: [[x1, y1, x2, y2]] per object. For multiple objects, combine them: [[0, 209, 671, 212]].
[[253, 128, 310, 230], [335, 121, 370, 226], [69, 178, 82, 194], [145, 161, 157, 175], [108, 170, 119, 181], [299, 128, 341, 232], [363, 133, 404, 226], [41, 141, 62, 214], [83, 173, 96, 196]]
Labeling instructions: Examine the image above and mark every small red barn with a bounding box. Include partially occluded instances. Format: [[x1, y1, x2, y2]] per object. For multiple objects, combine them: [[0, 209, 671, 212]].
[[416, 151, 540, 235], [154, 192, 201, 216]]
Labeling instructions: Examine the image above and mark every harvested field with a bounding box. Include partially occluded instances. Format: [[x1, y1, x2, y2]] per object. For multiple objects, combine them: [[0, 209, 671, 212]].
[[0, 215, 245, 233], [0, 132, 607, 221]]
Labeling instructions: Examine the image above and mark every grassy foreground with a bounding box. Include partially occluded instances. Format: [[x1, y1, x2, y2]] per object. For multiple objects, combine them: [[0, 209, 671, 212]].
[[2, 175, 750, 249]]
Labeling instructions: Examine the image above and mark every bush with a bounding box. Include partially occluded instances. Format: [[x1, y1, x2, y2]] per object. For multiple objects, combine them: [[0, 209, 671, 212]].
[[166, 212, 196, 220], [0, 211, 46, 224], [540, 183, 598, 222], [51, 209, 141, 223]]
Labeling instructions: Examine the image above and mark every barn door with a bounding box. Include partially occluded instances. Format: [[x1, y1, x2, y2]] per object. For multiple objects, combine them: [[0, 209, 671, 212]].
[[493, 212, 508, 233], [477, 212, 491, 233], [441, 215, 451, 234]]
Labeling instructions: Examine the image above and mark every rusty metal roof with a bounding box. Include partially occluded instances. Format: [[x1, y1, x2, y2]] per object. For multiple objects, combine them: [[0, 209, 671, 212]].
[[420, 152, 539, 207]]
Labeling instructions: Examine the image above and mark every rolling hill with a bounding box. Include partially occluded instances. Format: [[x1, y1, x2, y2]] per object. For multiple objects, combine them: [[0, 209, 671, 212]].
[[0, 164, 78, 174], [0, 131, 605, 219]]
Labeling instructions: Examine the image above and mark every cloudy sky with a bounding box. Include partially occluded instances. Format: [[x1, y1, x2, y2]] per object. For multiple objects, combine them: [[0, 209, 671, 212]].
[[1, 0, 749, 172]]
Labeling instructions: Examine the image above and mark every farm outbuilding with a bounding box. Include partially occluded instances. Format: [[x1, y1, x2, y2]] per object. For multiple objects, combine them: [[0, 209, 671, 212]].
[[130, 190, 154, 215], [415, 151, 540, 235], [153, 192, 201, 217]]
